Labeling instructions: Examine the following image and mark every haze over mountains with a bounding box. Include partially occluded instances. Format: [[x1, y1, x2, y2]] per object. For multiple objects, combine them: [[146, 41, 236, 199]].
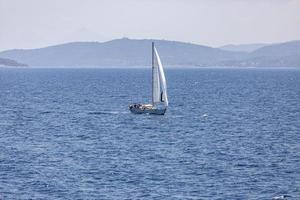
[[0, 38, 299, 68], [219, 43, 268, 52]]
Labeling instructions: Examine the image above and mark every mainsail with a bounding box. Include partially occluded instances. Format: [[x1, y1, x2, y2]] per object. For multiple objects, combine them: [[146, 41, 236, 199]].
[[152, 43, 168, 107]]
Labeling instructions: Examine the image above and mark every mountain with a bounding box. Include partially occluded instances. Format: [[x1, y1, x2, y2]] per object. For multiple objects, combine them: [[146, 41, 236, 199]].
[[0, 57, 27, 67], [249, 40, 300, 57], [0, 38, 245, 67], [0, 38, 299, 68], [219, 43, 268, 52], [220, 41, 300, 67]]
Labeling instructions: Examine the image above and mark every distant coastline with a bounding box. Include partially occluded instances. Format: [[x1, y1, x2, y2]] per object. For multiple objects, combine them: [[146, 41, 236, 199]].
[[0, 57, 27, 67], [0, 38, 299, 68]]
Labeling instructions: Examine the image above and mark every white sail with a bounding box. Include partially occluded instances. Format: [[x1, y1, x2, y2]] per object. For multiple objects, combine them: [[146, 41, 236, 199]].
[[153, 46, 168, 107], [152, 50, 160, 105], [152, 46, 161, 104]]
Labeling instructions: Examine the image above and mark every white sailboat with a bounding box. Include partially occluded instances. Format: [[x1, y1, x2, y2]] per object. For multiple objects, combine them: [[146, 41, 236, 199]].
[[129, 42, 168, 115]]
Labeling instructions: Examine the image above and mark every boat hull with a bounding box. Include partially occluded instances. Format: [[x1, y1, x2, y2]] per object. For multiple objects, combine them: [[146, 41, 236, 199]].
[[129, 104, 166, 115]]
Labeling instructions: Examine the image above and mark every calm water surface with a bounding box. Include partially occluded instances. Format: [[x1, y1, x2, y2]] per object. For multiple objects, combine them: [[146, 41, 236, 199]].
[[0, 68, 299, 199]]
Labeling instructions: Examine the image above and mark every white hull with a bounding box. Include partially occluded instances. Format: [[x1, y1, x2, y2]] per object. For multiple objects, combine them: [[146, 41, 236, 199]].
[[129, 104, 166, 115]]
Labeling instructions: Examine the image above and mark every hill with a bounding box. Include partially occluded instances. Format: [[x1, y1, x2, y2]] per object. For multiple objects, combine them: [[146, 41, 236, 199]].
[[219, 43, 268, 52], [0, 38, 245, 67], [220, 41, 300, 67], [0, 38, 299, 68], [0, 57, 27, 67]]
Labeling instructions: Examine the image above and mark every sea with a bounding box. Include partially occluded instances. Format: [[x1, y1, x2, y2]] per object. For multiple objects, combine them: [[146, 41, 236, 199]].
[[0, 68, 299, 199]]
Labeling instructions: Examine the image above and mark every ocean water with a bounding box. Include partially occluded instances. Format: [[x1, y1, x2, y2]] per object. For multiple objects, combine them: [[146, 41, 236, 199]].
[[0, 68, 299, 199]]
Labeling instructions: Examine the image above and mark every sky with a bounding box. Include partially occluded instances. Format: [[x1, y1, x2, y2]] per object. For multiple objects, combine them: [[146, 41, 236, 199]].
[[0, 0, 300, 51]]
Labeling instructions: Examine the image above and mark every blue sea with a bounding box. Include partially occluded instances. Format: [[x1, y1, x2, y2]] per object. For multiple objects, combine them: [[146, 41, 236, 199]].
[[0, 68, 299, 199]]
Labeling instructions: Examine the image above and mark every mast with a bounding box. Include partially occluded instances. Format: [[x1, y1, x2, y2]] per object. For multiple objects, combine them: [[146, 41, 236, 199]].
[[152, 42, 154, 105]]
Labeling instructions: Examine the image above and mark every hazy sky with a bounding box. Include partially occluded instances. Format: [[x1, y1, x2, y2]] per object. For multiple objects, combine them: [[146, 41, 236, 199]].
[[0, 0, 299, 51]]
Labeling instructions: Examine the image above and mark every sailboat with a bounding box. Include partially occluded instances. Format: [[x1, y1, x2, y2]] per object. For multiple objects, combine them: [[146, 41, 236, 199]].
[[129, 42, 168, 115]]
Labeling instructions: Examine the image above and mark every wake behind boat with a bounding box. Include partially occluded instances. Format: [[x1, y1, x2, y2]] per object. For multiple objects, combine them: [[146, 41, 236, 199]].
[[129, 42, 168, 115]]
